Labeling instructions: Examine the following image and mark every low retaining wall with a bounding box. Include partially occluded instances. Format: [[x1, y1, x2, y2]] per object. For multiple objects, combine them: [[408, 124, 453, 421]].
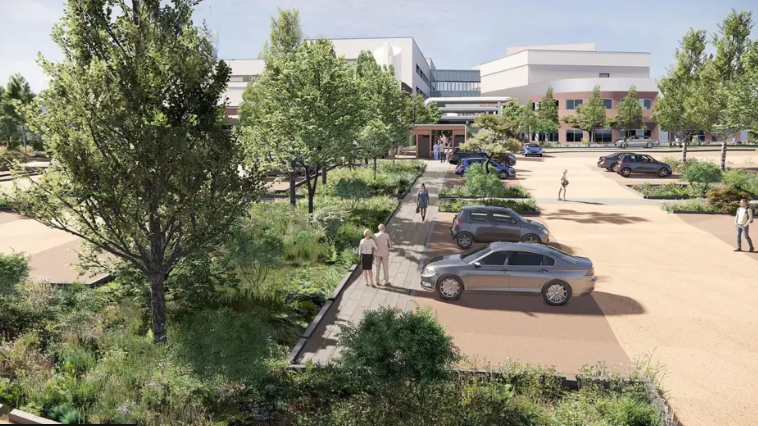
[[0, 404, 60, 425], [286, 164, 426, 364]]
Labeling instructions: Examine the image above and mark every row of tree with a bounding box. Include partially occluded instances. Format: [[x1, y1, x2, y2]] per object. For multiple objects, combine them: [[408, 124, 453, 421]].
[[237, 9, 440, 213], [653, 9, 757, 165], [0, 74, 35, 149]]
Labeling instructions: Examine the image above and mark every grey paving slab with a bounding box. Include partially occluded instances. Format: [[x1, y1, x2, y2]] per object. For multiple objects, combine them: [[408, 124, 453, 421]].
[[295, 160, 449, 364]]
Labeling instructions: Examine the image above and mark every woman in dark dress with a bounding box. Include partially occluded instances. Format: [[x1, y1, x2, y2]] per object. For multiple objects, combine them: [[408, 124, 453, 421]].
[[417, 183, 429, 221], [359, 229, 378, 286]]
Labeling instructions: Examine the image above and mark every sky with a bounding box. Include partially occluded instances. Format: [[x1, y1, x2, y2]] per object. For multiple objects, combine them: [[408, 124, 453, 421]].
[[2, 0, 758, 92]]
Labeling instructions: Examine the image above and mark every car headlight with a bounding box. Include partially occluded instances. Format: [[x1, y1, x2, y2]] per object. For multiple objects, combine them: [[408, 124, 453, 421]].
[[421, 267, 436, 277]]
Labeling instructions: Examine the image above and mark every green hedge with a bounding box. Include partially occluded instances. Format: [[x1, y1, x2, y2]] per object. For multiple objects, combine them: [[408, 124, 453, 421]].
[[439, 198, 539, 213], [631, 183, 696, 197]]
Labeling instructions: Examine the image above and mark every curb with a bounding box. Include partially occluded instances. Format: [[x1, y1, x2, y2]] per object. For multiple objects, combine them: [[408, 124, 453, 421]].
[[669, 210, 732, 215], [438, 195, 530, 200], [286, 162, 425, 365]]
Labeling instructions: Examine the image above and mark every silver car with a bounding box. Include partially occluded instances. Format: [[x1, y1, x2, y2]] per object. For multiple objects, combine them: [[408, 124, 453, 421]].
[[420, 242, 596, 306], [614, 135, 660, 149]]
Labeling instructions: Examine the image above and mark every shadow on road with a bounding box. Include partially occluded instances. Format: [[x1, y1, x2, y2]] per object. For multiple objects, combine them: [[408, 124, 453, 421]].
[[542, 209, 648, 225], [412, 290, 645, 316]]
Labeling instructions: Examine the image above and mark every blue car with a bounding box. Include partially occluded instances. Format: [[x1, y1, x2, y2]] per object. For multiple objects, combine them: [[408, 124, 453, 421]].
[[455, 157, 516, 179], [522, 143, 543, 157]]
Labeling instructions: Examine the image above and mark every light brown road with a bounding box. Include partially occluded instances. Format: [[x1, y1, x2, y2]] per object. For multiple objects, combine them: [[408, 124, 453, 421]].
[[506, 150, 758, 426]]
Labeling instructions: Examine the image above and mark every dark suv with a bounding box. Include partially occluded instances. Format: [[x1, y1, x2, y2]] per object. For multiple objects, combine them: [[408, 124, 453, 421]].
[[451, 206, 550, 249], [616, 154, 673, 178]]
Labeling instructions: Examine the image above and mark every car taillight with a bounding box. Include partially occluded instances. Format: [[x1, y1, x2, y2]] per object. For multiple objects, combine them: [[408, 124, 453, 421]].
[[454, 219, 462, 226], [585, 268, 594, 276], [599, 157, 604, 161]]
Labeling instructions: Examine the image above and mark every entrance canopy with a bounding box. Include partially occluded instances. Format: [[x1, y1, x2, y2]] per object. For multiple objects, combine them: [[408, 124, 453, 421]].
[[410, 124, 467, 159]]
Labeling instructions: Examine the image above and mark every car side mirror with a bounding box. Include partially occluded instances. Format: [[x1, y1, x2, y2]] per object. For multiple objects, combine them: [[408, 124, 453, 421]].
[[473, 262, 481, 268]]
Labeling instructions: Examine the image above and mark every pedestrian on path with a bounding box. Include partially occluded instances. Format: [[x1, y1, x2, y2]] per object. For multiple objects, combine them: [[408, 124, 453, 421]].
[[374, 224, 391, 285], [359, 229, 378, 286], [558, 169, 568, 201], [417, 183, 430, 221], [433, 141, 439, 161], [735, 199, 754, 252], [440, 141, 447, 163]]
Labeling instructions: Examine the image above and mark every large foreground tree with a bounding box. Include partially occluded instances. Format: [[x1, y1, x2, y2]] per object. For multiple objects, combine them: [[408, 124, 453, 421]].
[[460, 106, 520, 174], [12, 0, 261, 343]]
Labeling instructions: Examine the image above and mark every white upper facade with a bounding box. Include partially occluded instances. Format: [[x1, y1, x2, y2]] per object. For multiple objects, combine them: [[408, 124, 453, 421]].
[[223, 37, 433, 108], [478, 43, 653, 99]]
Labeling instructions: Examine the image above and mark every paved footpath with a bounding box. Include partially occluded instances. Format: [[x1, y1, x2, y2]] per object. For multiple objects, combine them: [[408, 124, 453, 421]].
[[298, 160, 448, 364]]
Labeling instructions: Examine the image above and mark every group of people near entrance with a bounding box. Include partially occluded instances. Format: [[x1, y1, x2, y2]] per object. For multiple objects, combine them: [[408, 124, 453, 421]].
[[432, 136, 450, 163]]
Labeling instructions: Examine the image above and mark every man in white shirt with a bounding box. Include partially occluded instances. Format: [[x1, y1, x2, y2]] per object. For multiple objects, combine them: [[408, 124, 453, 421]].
[[558, 169, 568, 201], [374, 224, 392, 285], [735, 199, 754, 252]]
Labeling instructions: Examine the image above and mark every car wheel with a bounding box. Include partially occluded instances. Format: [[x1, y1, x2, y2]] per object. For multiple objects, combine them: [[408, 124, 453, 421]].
[[521, 233, 540, 244], [498, 170, 509, 179], [606, 163, 616, 172], [437, 275, 464, 301], [658, 167, 670, 177], [542, 280, 572, 306], [456, 232, 474, 249], [645, 142, 652, 149], [620, 167, 631, 177], [539, 154, 543, 157]]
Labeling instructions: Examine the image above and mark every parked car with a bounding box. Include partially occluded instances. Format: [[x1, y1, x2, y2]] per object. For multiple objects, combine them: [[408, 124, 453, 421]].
[[596, 152, 641, 172], [616, 154, 673, 178], [450, 206, 549, 249], [420, 242, 596, 305], [614, 135, 660, 149], [448, 148, 516, 166], [455, 157, 516, 179], [522, 143, 543, 157]]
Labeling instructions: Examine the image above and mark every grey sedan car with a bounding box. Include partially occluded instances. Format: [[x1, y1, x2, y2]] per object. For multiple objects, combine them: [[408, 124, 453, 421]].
[[616, 154, 673, 178], [614, 135, 660, 149], [451, 206, 549, 249], [420, 242, 596, 306]]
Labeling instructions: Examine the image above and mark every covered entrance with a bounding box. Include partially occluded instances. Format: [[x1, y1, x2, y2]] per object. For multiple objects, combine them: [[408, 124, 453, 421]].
[[410, 124, 467, 159]]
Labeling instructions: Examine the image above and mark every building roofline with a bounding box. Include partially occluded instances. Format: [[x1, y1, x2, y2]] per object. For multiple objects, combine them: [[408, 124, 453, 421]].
[[475, 49, 651, 67]]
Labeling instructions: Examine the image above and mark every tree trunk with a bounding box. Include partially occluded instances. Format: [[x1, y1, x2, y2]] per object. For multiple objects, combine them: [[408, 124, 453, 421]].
[[289, 172, 297, 207], [21, 125, 28, 156], [682, 140, 688, 163], [306, 165, 320, 214], [364, 158, 368, 166], [373, 157, 377, 180], [322, 167, 327, 185], [720, 140, 727, 171], [149, 270, 167, 344]]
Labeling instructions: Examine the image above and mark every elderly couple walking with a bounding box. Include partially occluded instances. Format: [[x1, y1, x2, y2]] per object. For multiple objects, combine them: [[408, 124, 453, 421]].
[[358, 224, 392, 286]]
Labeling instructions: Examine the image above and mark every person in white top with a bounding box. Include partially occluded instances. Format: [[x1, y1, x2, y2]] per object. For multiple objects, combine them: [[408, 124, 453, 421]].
[[558, 169, 568, 201], [735, 199, 754, 252], [373, 224, 392, 285], [359, 229, 379, 286]]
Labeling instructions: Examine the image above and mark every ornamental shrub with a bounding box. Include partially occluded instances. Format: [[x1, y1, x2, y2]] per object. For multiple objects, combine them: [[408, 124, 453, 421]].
[[707, 185, 754, 214], [338, 307, 459, 385], [683, 161, 722, 195]]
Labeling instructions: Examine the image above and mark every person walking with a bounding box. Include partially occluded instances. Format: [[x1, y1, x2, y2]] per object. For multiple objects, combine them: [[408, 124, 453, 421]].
[[432, 140, 439, 161], [374, 224, 392, 285], [359, 229, 378, 285], [558, 169, 568, 201], [735, 199, 754, 252], [417, 183, 430, 221]]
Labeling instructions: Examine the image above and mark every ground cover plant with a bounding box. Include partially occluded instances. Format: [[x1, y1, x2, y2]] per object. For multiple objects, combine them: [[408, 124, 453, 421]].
[[439, 198, 539, 213]]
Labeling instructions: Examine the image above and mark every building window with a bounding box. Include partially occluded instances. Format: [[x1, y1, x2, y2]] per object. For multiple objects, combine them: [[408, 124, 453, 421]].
[[532, 101, 540, 110], [602, 99, 613, 109], [546, 132, 559, 142], [599, 73, 610, 78], [595, 129, 613, 143], [639, 99, 652, 110], [696, 130, 705, 142], [621, 129, 652, 138], [566, 99, 583, 110], [415, 65, 429, 86], [566, 129, 583, 142]]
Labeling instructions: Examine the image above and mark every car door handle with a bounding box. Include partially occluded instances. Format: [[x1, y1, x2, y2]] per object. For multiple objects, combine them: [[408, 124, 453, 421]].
[[539, 269, 548, 273]]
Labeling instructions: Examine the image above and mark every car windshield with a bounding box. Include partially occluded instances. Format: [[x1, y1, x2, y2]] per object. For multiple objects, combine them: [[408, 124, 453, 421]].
[[461, 245, 491, 262], [527, 143, 539, 148], [509, 210, 525, 222]]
